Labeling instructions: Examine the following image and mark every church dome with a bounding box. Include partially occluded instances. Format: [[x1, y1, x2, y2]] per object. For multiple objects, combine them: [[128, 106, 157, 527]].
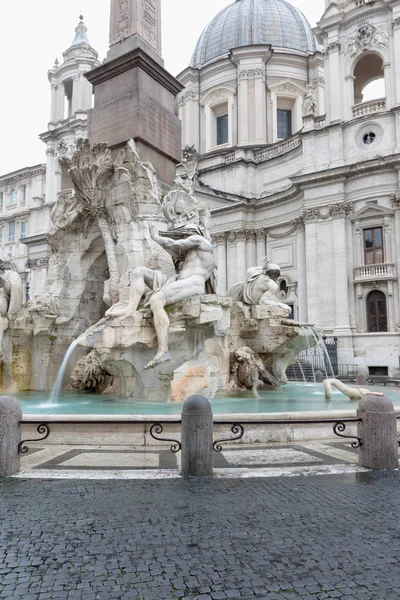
[[190, 0, 319, 68]]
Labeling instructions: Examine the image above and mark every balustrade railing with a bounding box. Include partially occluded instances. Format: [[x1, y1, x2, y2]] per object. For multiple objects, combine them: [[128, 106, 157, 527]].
[[354, 263, 395, 280], [352, 98, 386, 118], [223, 136, 302, 166]]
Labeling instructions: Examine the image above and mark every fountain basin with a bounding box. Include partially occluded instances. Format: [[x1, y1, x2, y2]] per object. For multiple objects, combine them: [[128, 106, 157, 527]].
[[18, 384, 400, 446]]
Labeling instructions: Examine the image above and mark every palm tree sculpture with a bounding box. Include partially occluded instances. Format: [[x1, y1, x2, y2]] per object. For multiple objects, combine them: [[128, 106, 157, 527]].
[[59, 139, 120, 306]]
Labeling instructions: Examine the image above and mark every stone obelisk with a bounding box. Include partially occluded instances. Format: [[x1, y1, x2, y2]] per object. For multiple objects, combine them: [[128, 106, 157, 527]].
[[86, 0, 183, 185]]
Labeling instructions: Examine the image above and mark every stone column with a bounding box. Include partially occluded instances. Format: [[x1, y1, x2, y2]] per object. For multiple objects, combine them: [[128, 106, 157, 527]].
[[0, 397, 22, 476], [305, 220, 319, 326], [237, 70, 249, 146], [245, 229, 256, 271], [332, 216, 351, 333], [392, 195, 400, 328], [50, 84, 59, 122], [256, 228, 266, 264], [236, 229, 247, 283], [392, 18, 400, 105], [214, 233, 227, 294], [181, 395, 213, 477], [357, 393, 398, 470], [384, 62, 393, 110], [226, 232, 237, 289], [254, 69, 266, 145], [345, 74, 355, 120], [296, 222, 307, 322], [326, 41, 342, 123]]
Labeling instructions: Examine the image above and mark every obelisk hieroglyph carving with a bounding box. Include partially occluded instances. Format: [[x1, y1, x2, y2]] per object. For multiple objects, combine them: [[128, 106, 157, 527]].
[[108, 0, 162, 62]]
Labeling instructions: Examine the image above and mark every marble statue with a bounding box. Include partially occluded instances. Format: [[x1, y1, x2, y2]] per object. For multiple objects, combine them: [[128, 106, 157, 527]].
[[303, 86, 316, 116], [324, 378, 371, 400], [107, 222, 216, 369], [227, 346, 280, 398], [0, 261, 24, 358], [106, 188, 217, 369], [228, 256, 291, 315]]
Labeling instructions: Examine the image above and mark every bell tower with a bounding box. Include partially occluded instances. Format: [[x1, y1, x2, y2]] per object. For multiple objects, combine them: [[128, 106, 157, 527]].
[[40, 17, 100, 204]]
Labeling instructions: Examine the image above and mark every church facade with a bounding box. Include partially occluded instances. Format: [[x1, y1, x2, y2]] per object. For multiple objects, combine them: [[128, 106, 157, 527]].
[[176, 0, 400, 377]]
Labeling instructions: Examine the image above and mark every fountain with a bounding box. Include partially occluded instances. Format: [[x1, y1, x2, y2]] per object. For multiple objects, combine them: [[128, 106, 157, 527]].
[[2, 0, 398, 443]]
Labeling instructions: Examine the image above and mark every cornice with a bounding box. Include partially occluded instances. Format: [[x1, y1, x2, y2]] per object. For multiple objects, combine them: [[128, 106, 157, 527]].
[[0, 165, 46, 184], [292, 153, 400, 187], [85, 48, 184, 96]]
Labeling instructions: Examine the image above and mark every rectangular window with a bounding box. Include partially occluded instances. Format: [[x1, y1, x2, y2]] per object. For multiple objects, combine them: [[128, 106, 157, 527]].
[[8, 189, 16, 206], [216, 114, 229, 146], [277, 109, 292, 139], [0, 193, 3, 211], [364, 227, 383, 265], [20, 220, 26, 239], [0, 228, 3, 246], [8, 221, 15, 243], [21, 186, 26, 205]]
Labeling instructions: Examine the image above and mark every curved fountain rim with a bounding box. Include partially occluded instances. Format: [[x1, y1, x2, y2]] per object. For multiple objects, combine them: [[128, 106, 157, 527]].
[[22, 405, 400, 422]]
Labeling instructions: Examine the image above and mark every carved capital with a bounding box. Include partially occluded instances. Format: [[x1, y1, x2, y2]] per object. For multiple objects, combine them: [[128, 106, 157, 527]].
[[328, 201, 355, 217], [176, 88, 200, 109], [238, 67, 265, 80], [390, 192, 400, 208], [302, 207, 321, 222], [311, 74, 325, 87], [325, 41, 341, 53], [212, 231, 227, 244]]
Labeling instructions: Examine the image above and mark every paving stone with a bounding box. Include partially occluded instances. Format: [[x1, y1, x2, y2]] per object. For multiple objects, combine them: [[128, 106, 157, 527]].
[[1, 473, 400, 598]]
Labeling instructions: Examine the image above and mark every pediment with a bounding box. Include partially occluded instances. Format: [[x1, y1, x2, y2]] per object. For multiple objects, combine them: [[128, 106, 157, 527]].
[[351, 203, 394, 221], [269, 80, 306, 95]]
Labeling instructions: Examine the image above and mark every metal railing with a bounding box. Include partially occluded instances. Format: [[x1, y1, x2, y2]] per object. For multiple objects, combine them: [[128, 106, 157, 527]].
[[19, 416, 362, 455]]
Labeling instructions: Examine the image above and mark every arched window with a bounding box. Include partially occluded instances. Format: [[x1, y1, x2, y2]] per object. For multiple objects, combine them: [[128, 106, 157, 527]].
[[353, 54, 385, 105], [366, 290, 387, 332]]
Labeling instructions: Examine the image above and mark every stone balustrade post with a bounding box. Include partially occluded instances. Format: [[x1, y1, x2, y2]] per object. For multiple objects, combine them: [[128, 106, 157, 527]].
[[357, 393, 398, 470], [181, 395, 213, 477], [0, 397, 22, 476]]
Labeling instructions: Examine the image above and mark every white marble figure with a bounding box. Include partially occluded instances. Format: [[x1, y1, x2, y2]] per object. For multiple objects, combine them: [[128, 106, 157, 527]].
[[0, 261, 24, 358], [228, 256, 291, 315], [303, 86, 316, 116], [106, 223, 216, 369], [324, 378, 371, 400], [228, 346, 280, 398]]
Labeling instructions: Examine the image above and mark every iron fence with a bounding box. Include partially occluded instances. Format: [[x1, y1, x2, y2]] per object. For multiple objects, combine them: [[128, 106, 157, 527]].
[[19, 417, 362, 455]]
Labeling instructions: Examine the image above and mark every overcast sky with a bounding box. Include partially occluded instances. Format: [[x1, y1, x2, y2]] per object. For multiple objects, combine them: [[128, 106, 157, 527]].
[[0, 0, 324, 175]]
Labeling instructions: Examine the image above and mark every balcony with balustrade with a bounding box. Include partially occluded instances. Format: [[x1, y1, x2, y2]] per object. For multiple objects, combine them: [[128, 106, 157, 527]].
[[352, 98, 386, 119], [353, 263, 396, 283]]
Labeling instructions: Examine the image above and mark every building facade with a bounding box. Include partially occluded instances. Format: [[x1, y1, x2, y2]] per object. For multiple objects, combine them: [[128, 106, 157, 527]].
[[176, 0, 400, 377]]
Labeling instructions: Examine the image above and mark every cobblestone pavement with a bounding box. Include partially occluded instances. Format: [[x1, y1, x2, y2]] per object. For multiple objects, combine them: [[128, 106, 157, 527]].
[[1, 471, 400, 599]]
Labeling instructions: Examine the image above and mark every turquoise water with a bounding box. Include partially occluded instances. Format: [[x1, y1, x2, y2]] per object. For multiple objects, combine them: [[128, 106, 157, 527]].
[[16, 383, 400, 415]]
